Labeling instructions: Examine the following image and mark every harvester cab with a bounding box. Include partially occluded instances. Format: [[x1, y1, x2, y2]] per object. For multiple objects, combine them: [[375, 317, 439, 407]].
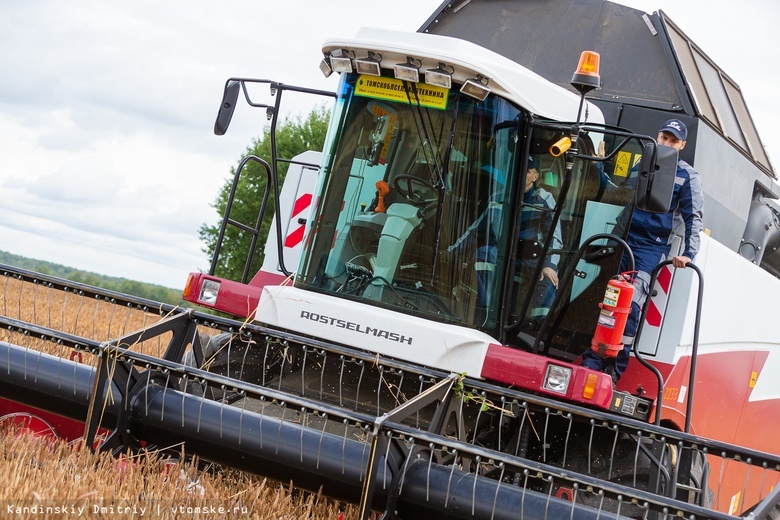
[[185, 29, 678, 417]]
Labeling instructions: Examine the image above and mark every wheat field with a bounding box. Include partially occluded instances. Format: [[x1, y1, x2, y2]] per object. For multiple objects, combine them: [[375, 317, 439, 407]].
[[0, 276, 360, 519]]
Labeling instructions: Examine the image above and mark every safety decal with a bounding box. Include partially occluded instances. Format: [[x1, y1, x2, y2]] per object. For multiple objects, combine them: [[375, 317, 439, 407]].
[[284, 225, 305, 248], [603, 285, 620, 307], [284, 193, 313, 248], [355, 75, 449, 110], [729, 492, 741, 515], [597, 310, 616, 328], [646, 265, 673, 327], [613, 151, 642, 178]]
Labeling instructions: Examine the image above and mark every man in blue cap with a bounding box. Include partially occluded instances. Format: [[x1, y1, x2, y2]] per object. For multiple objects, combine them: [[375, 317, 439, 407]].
[[582, 119, 704, 382]]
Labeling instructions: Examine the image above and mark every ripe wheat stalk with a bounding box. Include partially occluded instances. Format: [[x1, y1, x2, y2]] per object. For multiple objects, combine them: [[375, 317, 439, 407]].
[[0, 277, 359, 519]]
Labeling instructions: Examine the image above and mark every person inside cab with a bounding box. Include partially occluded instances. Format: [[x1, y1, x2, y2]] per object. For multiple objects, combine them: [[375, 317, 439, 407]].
[[450, 153, 563, 326], [514, 154, 563, 325]]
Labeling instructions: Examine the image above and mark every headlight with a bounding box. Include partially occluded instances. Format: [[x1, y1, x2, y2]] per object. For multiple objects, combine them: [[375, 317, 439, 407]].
[[198, 279, 221, 305], [543, 364, 572, 394]]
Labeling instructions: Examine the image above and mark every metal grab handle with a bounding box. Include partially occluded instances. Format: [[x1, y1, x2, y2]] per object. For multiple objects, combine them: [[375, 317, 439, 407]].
[[633, 259, 703, 431]]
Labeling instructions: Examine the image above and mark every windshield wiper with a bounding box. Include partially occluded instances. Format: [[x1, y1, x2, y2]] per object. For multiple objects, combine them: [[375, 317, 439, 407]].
[[403, 82, 446, 188], [402, 81, 454, 284]]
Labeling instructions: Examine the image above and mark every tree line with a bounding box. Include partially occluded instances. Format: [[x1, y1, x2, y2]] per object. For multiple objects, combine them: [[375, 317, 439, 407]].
[[0, 250, 190, 307]]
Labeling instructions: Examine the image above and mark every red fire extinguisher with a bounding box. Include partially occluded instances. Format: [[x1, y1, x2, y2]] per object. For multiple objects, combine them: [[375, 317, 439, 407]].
[[591, 273, 635, 358]]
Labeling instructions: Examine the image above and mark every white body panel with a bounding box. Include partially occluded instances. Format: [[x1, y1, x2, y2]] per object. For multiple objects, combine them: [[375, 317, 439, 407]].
[[323, 28, 605, 126], [259, 150, 321, 277], [254, 285, 494, 376], [639, 233, 780, 376]]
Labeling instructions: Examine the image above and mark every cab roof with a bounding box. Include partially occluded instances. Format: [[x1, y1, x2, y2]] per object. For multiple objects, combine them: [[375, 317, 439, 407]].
[[322, 27, 604, 126]]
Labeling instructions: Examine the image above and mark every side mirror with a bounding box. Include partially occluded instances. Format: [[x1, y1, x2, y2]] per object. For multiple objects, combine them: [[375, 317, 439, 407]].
[[635, 143, 678, 213], [214, 80, 241, 136]]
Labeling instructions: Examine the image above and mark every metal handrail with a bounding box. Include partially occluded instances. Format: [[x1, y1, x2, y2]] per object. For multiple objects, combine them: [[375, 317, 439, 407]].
[[633, 260, 703, 432]]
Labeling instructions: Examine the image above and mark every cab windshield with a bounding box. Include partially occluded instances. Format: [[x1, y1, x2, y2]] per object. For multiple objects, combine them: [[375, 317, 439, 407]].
[[296, 73, 522, 328]]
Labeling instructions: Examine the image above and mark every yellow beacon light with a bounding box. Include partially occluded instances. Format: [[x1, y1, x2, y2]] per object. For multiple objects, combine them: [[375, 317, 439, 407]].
[[571, 51, 601, 95], [576, 51, 600, 76]]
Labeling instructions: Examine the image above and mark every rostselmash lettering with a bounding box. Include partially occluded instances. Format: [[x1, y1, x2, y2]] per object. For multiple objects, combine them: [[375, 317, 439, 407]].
[[300, 311, 413, 345]]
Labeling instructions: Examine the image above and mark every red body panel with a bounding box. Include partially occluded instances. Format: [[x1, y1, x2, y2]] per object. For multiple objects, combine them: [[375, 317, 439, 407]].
[[618, 349, 780, 513], [1, 398, 86, 442], [620, 350, 776, 448], [182, 271, 286, 318], [482, 343, 614, 408]]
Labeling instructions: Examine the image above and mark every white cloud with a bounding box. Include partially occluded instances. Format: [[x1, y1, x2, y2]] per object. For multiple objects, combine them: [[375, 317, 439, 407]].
[[0, 0, 777, 289]]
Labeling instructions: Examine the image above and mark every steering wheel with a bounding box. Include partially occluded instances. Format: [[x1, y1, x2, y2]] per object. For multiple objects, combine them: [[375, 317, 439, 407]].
[[393, 174, 438, 206]]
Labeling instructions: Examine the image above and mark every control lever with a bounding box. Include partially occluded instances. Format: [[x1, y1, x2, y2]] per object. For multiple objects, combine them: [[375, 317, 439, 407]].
[[346, 262, 372, 279], [584, 246, 615, 262]]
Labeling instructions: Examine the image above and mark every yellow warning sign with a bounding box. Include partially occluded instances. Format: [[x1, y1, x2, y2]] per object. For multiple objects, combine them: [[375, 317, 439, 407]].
[[355, 75, 449, 110], [613, 151, 642, 178], [750, 371, 758, 388], [729, 491, 741, 515]]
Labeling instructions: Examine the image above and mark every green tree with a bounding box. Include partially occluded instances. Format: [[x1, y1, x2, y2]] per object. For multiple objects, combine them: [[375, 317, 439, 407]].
[[199, 105, 330, 282]]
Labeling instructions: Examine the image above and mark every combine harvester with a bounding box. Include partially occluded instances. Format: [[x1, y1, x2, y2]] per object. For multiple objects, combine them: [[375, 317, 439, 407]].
[[2, 0, 780, 518]]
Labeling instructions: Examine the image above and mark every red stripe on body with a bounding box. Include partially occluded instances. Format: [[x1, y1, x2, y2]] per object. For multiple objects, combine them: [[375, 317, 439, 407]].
[[291, 194, 312, 218], [284, 225, 305, 248], [646, 301, 662, 327], [657, 265, 672, 293]]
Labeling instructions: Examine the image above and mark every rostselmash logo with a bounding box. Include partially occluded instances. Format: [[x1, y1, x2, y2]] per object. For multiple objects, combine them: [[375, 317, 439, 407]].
[[300, 311, 413, 345], [668, 121, 682, 131]]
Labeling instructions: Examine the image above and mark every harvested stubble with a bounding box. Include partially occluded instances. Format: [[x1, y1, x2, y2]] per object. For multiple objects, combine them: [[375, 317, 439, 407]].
[[0, 277, 359, 519], [0, 429, 356, 518]]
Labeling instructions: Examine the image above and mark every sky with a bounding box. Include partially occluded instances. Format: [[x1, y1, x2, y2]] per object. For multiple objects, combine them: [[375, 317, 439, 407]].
[[0, 0, 777, 289]]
